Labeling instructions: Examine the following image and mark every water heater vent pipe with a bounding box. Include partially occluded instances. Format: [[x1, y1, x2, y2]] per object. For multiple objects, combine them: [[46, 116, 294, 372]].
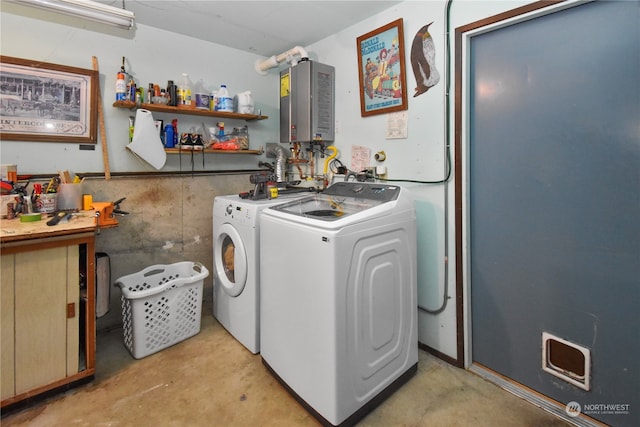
[[255, 45, 309, 75]]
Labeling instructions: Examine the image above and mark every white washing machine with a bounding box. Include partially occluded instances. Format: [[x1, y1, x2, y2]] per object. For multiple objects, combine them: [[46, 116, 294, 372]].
[[212, 192, 308, 354], [259, 181, 418, 426]]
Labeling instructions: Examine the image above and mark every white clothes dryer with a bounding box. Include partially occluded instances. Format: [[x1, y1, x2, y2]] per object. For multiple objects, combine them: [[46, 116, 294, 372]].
[[212, 192, 308, 354], [259, 181, 418, 426]]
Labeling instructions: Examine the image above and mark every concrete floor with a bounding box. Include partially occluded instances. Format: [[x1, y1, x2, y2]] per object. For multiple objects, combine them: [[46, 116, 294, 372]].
[[2, 314, 572, 427]]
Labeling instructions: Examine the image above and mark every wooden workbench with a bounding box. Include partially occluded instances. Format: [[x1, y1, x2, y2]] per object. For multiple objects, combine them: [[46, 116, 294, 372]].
[[0, 211, 98, 243]]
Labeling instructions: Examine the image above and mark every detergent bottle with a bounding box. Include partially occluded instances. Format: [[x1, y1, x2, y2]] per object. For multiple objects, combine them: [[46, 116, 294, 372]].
[[216, 84, 233, 112]]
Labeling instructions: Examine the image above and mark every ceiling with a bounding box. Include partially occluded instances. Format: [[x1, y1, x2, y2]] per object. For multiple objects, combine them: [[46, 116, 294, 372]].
[[100, 1, 402, 58]]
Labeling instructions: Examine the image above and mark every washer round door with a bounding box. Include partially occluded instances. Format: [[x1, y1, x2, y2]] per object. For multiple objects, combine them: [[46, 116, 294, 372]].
[[214, 223, 248, 297]]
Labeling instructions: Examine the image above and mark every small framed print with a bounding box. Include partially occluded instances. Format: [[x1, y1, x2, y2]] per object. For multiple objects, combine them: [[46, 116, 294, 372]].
[[356, 19, 408, 117]]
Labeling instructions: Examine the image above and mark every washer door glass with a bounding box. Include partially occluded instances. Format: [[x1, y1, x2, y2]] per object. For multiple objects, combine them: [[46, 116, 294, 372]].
[[214, 223, 248, 297]]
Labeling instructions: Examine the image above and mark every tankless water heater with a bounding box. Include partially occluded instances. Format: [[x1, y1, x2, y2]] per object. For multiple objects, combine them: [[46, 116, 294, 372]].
[[280, 59, 335, 143]]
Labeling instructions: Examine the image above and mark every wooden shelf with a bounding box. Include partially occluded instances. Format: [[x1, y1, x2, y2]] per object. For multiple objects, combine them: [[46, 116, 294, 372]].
[[113, 101, 268, 121], [164, 147, 264, 155]]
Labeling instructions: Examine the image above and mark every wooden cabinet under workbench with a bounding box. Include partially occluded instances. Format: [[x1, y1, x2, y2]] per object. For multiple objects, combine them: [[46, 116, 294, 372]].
[[1, 213, 103, 410]]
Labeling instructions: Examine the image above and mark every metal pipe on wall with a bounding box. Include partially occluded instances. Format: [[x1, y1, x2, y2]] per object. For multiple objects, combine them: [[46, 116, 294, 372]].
[[255, 46, 309, 74]]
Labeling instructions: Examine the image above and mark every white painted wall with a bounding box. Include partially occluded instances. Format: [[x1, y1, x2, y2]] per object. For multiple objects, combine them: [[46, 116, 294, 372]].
[[0, 2, 280, 174], [0, 0, 529, 359], [306, 0, 530, 359]]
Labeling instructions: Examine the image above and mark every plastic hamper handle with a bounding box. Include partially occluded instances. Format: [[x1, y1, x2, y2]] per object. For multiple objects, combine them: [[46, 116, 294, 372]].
[[115, 261, 209, 300]]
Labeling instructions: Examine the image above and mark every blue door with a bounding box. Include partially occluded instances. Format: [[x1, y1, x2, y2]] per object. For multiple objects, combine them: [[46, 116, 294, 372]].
[[468, 2, 639, 426]]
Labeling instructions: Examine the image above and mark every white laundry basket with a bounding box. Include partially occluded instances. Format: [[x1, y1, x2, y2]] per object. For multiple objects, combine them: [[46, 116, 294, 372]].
[[115, 261, 209, 359]]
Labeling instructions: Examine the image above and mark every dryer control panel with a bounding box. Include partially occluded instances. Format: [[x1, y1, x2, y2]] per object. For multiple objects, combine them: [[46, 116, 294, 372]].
[[213, 200, 257, 226]]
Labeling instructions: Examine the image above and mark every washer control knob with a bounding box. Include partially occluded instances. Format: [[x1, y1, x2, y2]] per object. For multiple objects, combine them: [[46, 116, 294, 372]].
[[225, 204, 233, 215], [353, 184, 364, 193]]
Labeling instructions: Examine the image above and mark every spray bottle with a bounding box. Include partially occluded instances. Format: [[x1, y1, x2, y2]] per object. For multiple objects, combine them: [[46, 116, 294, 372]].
[[115, 57, 127, 101]]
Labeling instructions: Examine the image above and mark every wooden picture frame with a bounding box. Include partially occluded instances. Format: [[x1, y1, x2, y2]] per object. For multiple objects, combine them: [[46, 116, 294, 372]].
[[356, 19, 408, 117], [0, 56, 98, 143]]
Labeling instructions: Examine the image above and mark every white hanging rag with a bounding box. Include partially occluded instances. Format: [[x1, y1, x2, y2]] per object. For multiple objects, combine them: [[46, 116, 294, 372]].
[[127, 109, 166, 169]]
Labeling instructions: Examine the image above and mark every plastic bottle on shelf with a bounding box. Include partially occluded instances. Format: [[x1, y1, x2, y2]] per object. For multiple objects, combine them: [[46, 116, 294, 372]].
[[115, 65, 127, 101], [209, 91, 218, 111], [193, 78, 209, 110], [127, 77, 136, 102], [166, 80, 177, 106], [164, 124, 175, 148], [172, 119, 179, 147], [177, 73, 193, 108], [216, 84, 233, 112]]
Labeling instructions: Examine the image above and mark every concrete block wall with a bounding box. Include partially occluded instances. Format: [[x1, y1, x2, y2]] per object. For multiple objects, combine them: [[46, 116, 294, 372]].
[[85, 173, 251, 331]]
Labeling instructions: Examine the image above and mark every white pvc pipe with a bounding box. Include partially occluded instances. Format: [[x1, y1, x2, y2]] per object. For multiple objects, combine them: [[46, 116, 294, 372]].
[[255, 46, 309, 74]]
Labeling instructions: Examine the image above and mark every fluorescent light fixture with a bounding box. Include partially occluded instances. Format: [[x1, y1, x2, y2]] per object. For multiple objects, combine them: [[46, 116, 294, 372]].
[[7, 0, 135, 30]]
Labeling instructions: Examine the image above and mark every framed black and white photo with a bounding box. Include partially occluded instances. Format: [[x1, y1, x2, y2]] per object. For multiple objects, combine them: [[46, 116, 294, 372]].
[[0, 56, 98, 143]]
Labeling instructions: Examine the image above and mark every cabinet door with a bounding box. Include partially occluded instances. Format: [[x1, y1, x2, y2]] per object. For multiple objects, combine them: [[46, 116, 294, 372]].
[[66, 245, 80, 375], [1, 254, 15, 400], [14, 246, 79, 394]]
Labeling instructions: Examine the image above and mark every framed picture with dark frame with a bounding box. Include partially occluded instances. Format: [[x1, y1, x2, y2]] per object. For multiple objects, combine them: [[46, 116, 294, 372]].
[[0, 56, 98, 143], [356, 18, 408, 117]]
